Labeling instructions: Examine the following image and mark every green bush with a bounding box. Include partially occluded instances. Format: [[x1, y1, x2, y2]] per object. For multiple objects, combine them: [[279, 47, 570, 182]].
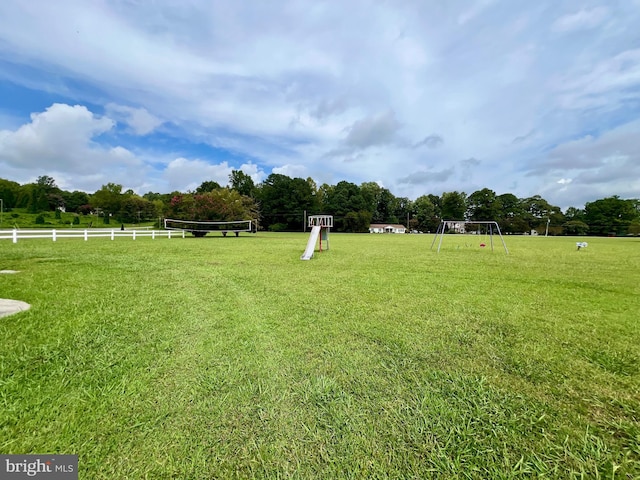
[[73, 216, 80, 225], [35, 214, 45, 224], [268, 223, 288, 232]]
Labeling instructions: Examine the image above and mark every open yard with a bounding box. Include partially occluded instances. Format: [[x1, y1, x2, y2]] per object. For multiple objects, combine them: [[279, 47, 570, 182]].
[[1, 232, 639, 478]]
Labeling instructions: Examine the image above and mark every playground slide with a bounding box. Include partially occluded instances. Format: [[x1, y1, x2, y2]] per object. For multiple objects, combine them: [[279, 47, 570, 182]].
[[300, 225, 321, 260]]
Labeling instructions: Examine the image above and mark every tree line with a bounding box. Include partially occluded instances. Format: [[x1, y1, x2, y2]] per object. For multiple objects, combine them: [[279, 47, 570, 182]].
[[1, 173, 639, 236]]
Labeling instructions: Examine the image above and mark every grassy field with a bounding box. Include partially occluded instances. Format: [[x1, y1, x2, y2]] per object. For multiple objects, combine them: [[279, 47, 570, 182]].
[[1, 232, 639, 478]]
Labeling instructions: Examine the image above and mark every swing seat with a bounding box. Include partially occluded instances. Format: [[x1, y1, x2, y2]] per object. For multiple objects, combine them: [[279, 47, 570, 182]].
[[479, 243, 486, 247]]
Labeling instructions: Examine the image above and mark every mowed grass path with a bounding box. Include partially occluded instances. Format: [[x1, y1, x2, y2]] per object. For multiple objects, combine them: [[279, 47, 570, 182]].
[[1, 233, 639, 478]]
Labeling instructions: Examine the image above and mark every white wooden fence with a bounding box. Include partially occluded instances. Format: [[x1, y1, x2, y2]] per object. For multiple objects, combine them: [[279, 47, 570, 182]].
[[0, 229, 185, 243]]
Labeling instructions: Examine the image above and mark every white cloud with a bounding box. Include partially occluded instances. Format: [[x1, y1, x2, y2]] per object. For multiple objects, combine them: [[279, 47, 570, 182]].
[[237, 162, 266, 184], [272, 164, 308, 178], [531, 120, 640, 208], [344, 110, 401, 149], [552, 7, 609, 33], [0, 0, 639, 208], [0, 103, 130, 175], [163, 158, 233, 192], [105, 104, 163, 135]]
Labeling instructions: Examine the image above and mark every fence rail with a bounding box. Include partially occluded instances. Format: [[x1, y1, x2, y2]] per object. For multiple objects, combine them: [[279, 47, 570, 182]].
[[0, 229, 185, 243]]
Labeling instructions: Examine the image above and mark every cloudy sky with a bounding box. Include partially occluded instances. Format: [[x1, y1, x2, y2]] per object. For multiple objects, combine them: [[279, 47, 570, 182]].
[[1, 0, 639, 209]]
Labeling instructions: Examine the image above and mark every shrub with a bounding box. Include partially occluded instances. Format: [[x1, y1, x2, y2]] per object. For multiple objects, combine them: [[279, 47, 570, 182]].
[[73, 216, 80, 225], [35, 214, 45, 224], [268, 223, 288, 232]]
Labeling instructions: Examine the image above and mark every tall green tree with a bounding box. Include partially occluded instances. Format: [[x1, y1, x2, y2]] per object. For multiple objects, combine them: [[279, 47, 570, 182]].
[[584, 196, 639, 235], [91, 183, 123, 216], [119, 196, 158, 223], [466, 188, 501, 221], [60, 190, 90, 213], [323, 181, 367, 231], [166, 190, 258, 224], [257, 174, 317, 230], [413, 195, 437, 232], [229, 170, 256, 197], [441, 191, 467, 220], [195, 180, 222, 194], [520, 195, 563, 232], [0, 178, 21, 209], [360, 182, 400, 223]]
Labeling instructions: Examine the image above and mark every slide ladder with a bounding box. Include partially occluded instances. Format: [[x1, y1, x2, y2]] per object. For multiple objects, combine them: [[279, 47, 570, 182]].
[[300, 225, 321, 260]]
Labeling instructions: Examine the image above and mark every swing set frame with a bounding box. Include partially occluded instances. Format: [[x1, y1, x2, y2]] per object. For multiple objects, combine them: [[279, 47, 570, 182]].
[[431, 220, 509, 254]]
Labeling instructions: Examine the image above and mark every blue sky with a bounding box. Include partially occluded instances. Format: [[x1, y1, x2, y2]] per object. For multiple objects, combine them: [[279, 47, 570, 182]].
[[1, 0, 639, 209]]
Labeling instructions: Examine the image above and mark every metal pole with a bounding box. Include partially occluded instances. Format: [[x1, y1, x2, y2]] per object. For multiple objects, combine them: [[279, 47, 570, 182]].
[[495, 222, 509, 254], [430, 221, 442, 250], [489, 223, 494, 251]]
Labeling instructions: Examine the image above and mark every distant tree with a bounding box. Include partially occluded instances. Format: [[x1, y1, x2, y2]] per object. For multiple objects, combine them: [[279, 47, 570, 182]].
[[441, 191, 466, 220], [166, 190, 258, 223], [360, 182, 400, 223], [562, 220, 589, 235], [77, 204, 93, 215], [520, 195, 563, 231], [413, 195, 436, 232], [26, 185, 49, 213], [495, 193, 526, 233], [564, 206, 585, 222], [36, 175, 57, 189], [393, 196, 411, 226], [91, 183, 123, 217], [229, 170, 256, 197], [466, 188, 501, 221], [343, 210, 372, 233], [317, 183, 333, 211], [323, 181, 367, 231], [195, 180, 222, 194], [0, 178, 21, 209], [119, 196, 158, 223], [61, 191, 90, 213], [257, 174, 317, 230], [584, 196, 638, 236]]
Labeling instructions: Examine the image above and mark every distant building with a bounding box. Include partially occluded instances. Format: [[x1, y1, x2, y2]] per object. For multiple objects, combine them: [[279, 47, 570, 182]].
[[369, 223, 406, 234]]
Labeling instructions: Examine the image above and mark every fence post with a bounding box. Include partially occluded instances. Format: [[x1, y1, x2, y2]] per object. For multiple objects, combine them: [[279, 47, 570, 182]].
[[133, 230, 136, 240], [111, 230, 115, 240], [84, 230, 88, 241], [13, 229, 17, 243], [152, 231, 156, 239], [52, 230, 57, 242], [168, 230, 172, 239]]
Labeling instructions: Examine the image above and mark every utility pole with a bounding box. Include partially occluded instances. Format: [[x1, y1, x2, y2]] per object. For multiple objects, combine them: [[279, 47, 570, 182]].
[[545, 218, 550, 237]]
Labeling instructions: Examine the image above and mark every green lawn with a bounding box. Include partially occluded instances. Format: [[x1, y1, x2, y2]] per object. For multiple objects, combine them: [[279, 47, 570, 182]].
[[1, 233, 639, 478]]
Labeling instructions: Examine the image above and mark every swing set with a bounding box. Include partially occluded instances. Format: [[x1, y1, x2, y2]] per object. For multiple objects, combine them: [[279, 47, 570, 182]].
[[431, 220, 509, 254]]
